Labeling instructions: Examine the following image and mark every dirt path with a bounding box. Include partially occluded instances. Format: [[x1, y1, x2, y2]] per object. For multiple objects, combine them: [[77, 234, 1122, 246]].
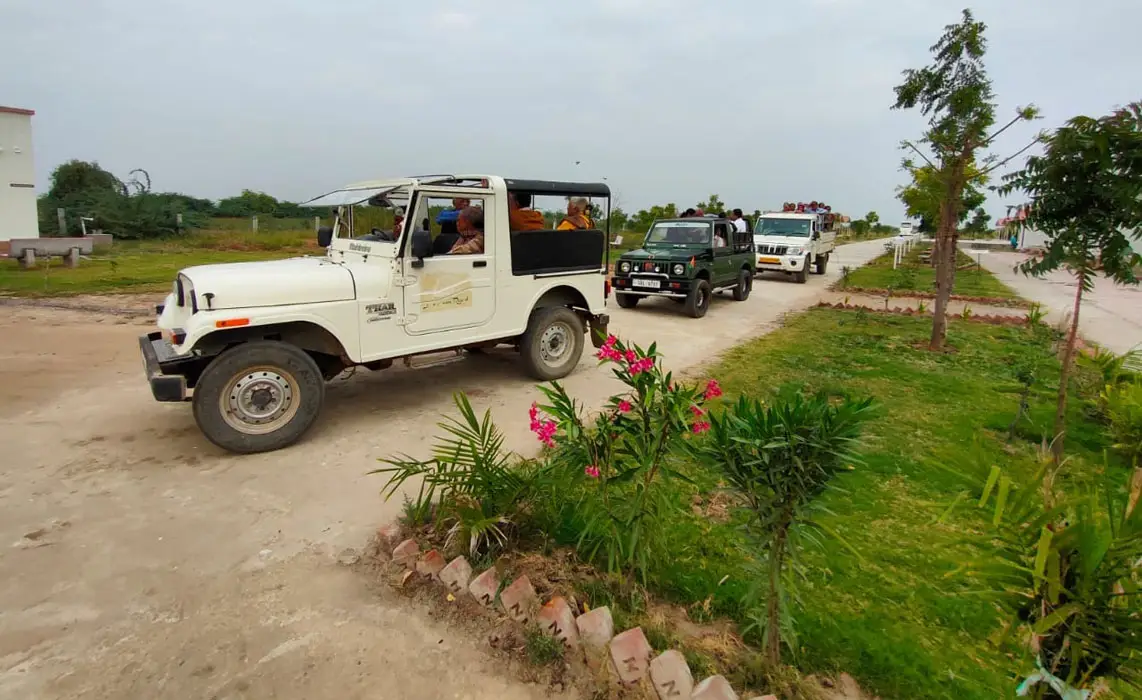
[[974, 249, 1142, 353], [0, 240, 887, 700]]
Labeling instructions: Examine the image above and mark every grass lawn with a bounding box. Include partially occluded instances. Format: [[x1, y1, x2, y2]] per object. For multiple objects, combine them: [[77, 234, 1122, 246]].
[[841, 244, 1019, 300], [0, 230, 320, 297], [603, 310, 1127, 699]]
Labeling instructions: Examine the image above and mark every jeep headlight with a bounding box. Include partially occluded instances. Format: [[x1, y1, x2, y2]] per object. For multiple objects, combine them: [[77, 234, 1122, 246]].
[[672, 264, 685, 276], [786, 246, 803, 256], [619, 261, 631, 274]]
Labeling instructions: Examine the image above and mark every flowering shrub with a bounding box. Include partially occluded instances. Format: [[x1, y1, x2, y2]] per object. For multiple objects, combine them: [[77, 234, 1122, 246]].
[[531, 334, 722, 578]]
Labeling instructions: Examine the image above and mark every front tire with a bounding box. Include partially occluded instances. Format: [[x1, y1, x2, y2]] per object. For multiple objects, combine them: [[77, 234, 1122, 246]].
[[793, 258, 809, 284], [814, 252, 829, 275], [520, 306, 585, 381], [615, 293, 640, 309], [192, 341, 325, 454], [732, 269, 752, 301], [684, 279, 712, 318]]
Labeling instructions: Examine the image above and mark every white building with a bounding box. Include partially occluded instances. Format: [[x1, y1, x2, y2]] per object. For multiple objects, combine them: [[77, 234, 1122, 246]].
[[0, 105, 39, 249]]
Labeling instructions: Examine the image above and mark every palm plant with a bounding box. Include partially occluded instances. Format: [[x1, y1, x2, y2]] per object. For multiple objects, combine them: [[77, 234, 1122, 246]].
[[370, 393, 532, 557], [693, 389, 876, 665], [960, 450, 1142, 698]]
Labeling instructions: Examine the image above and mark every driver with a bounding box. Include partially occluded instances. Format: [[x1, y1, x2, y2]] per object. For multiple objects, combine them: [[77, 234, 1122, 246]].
[[448, 206, 485, 254]]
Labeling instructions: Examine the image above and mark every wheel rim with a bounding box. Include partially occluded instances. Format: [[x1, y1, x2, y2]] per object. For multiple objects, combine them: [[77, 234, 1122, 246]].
[[539, 322, 573, 367], [219, 366, 300, 435], [699, 287, 710, 309]]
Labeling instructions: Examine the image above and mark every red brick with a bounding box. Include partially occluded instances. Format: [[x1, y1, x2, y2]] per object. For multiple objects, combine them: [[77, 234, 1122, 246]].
[[536, 596, 579, 649], [392, 538, 419, 569], [468, 567, 500, 606], [575, 605, 614, 649], [649, 649, 693, 698], [498, 575, 538, 624], [692, 675, 739, 700], [746, 696, 778, 700], [376, 523, 402, 549], [415, 549, 446, 578], [438, 555, 472, 593], [608, 627, 652, 685]]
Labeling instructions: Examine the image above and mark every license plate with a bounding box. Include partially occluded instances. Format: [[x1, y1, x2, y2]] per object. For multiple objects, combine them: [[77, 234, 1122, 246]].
[[631, 278, 661, 289], [758, 256, 781, 264]]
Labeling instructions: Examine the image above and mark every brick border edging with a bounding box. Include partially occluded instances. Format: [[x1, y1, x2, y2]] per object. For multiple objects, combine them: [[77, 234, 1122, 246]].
[[814, 302, 1032, 326], [828, 286, 1030, 308], [378, 526, 775, 700]]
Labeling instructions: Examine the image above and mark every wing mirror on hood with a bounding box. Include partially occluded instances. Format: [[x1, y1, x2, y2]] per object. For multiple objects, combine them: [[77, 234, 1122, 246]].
[[317, 226, 333, 248], [409, 229, 434, 268]]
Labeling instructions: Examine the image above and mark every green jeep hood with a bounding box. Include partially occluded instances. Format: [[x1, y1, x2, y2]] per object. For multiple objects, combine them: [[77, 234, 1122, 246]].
[[619, 246, 702, 262]]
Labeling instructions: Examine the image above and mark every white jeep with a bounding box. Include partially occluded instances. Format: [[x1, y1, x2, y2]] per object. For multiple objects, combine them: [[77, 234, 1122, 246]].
[[752, 211, 838, 283], [139, 175, 611, 454]]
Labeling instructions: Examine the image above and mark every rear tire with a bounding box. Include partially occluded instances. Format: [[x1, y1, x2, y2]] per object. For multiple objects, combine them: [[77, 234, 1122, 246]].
[[615, 293, 639, 309], [520, 306, 585, 381], [684, 279, 712, 318], [732, 269, 752, 301], [814, 252, 829, 275], [192, 341, 325, 454]]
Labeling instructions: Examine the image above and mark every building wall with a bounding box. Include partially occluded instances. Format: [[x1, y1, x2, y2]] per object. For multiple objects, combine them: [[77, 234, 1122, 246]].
[[0, 108, 39, 243]]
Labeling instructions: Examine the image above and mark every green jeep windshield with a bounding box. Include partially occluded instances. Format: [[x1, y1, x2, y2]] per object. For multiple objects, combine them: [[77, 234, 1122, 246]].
[[645, 221, 711, 246], [757, 218, 811, 237]]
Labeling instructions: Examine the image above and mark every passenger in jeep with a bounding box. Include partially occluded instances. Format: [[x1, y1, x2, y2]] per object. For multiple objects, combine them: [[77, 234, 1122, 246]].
[[508, 192, 546, 231], [448, 206, 485, 254], [557, 197, 593, 230]]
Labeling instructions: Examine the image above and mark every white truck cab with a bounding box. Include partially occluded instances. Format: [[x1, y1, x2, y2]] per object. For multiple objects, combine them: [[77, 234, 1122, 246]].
[[752, 211, 838, 283], [139, 174, 611, 454]]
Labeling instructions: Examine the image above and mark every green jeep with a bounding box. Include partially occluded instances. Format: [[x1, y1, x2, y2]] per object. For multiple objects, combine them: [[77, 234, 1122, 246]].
[[611, 217, 756, 318]]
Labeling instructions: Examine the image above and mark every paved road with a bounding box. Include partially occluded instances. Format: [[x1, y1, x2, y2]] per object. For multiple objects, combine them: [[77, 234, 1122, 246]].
[[0, 239, 886, 700], [974, 249, 1142, 354]]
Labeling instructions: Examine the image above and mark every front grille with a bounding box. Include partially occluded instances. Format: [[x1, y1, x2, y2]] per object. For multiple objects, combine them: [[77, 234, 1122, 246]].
[[626, 261, 664, 274], [757, 245, 787, 256]]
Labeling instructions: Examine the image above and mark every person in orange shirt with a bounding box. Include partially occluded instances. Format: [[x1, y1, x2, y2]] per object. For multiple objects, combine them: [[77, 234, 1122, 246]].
[[557, 197, 593, 230], [508, 192, 546, 231]]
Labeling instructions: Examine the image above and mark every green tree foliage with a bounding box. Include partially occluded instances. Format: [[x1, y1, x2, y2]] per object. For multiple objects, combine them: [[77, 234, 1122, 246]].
[[697, 193, 726, 213], [864, 211, 880, 227], [630, 203, 679, 232], [896, 161, 988, 230], [999, 102, 1142, 460], [892, 8, 1040, 352]]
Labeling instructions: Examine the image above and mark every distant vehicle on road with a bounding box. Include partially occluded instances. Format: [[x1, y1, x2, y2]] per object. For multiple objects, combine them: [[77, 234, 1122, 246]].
[[752, 209, 837, 283], [611, 217, 755, 318]]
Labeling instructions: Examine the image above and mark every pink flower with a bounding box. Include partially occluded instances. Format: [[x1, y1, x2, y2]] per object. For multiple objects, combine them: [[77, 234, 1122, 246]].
[[703, 380, 723, 400], [691, 420, 711, 435], [603, 334, 618, 348], [596, 345, 623, 362], [584, 465, 601, 478], [529, 402, 558, 448], [628, 357, 655, 376], [617, 399, 632, 413], [690, 404, 705, 417], [624, 349, 638, 363]]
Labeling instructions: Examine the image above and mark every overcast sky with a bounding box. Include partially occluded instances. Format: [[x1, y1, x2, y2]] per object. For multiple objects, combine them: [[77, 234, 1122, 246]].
[[3, 0, 1139, 223]]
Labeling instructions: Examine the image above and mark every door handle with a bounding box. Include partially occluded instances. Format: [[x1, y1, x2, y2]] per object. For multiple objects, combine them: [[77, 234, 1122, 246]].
[[473, 260, 487, 268]]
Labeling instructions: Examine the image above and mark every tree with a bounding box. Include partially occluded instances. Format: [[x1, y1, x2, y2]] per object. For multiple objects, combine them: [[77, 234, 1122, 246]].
[[962, 207, 991, 236], [696, 194, 725, 214], [998, 102, 1142, 461], [864, 211, 880, 227], [892, 8, 1041, 351], [896, 161, 989, 237], [216, 189, 280, 217]]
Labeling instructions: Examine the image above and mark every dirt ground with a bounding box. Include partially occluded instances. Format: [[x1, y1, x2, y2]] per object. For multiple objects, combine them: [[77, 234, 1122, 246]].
[[0, 240, 886, 700]]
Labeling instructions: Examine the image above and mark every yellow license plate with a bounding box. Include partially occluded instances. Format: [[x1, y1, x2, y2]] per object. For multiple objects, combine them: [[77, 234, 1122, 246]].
[[758, 256, 781, 264]]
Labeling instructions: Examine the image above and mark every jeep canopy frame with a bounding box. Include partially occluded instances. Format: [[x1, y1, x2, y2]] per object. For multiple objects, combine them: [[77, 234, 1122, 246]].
[[501, 178, 612, 276]]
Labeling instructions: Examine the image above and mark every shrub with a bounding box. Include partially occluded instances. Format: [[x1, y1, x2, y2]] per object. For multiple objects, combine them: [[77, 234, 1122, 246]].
[[530, 335, 721, 580], [1106, 382, 1142, 466], [691, 388, 876, 665], [371, 393, 534, 557]]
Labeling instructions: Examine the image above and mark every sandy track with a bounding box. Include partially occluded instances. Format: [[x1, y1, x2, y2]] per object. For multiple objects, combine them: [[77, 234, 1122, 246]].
[[0, 240, 885, 699]]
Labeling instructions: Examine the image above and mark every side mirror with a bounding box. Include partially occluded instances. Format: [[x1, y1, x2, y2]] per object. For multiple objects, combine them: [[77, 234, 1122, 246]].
[[410, 230, 434, 264], [317, 226, 333, 248]]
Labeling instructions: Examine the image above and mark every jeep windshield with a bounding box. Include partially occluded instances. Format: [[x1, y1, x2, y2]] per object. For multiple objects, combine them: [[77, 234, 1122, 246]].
[[756, 218, 811, 237], [644, 221, 711, 246]]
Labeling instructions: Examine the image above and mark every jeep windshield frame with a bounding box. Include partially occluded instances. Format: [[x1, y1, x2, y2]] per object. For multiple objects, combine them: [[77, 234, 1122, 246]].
[[756, 216, 812, 237], [643, 220, 713, 249]]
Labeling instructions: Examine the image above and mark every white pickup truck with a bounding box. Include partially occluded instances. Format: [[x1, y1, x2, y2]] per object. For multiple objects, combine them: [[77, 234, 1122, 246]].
[[752, 211, 837, 283], [139, 175, 611, 454]]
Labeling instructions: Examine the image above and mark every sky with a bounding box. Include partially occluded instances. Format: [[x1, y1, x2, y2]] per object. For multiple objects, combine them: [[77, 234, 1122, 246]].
[[3, 0, 1140, 224]]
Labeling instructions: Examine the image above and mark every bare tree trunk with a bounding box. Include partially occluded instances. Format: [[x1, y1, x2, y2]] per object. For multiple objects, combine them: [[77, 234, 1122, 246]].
[[928, 204, 957, 351], [765, 521, 789, 667], [1052, 269, 1086, 463]]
